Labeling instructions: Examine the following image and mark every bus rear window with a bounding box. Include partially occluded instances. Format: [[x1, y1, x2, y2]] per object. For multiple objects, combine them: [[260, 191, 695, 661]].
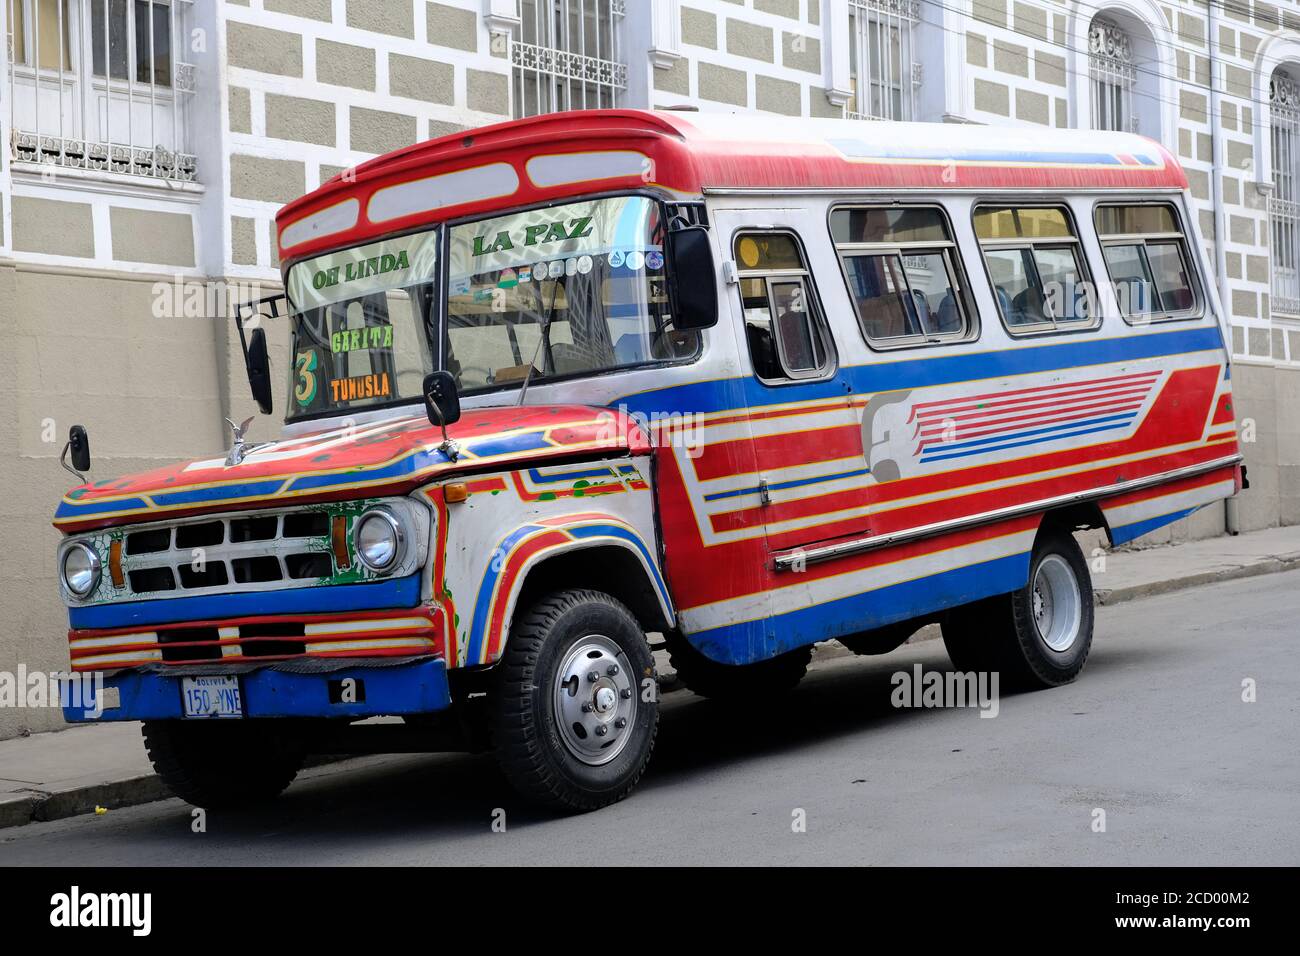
[[1094, 203, 1200, 321]]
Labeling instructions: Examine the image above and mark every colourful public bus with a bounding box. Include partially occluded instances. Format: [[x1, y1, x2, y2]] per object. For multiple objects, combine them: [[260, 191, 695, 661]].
[[55, 111, 1243, 811]]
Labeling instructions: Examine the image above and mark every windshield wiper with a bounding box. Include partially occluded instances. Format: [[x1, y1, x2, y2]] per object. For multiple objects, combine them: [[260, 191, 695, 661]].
[[517, 275, 562, 407]]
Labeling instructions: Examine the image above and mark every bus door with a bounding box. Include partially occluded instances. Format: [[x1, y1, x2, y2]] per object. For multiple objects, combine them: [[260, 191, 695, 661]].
[[711, 207, 872, 565]]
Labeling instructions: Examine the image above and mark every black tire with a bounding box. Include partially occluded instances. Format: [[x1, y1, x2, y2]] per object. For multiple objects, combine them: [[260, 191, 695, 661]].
[[491, 589, 658, 812], [141, 718, 304, 809], [667, 632, 811, 701], [941, 528, 1094, 689]]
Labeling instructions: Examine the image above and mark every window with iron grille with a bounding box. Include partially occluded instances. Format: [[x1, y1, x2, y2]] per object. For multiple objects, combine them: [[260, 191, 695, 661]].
[[1088, 15, 1137, 134], [512, 0, 626, 119], [5, 0, 196, 182], [847, 0, 919, 122], [1271, 69, 1300, 316]]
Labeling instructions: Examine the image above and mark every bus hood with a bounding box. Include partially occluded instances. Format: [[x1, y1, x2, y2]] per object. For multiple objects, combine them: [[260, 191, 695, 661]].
[[54, 404, 650, 533]]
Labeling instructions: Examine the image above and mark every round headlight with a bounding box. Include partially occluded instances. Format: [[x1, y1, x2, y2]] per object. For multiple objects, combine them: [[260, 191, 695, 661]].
[[353, 509, 405, 572], [62, 543, 101, 597]]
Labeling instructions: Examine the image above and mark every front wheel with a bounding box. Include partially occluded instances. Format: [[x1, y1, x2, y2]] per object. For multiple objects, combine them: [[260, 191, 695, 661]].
[[141, 719, 304, 809], [491, 589, 658, 812], [942, 529, 1094, 688]]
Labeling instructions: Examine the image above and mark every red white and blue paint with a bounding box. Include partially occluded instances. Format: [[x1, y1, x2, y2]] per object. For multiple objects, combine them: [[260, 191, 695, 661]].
[[55, 110, 1241, 722]]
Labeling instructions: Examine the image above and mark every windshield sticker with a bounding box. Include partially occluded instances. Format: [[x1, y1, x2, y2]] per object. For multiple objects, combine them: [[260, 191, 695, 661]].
[[449, 196, 657, 283], [331, 324, 395, 354], [332, 372, 392, 404], [294, 350, 319, 407], [470, 216, 593, 256], [289, 231, 438, 312]]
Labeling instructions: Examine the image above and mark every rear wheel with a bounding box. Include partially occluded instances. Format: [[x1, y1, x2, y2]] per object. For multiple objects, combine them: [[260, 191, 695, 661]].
[[941, 529, 1094, 688], [491, 589, 658, 812], [141, 719, 304, 809], [667, 633, 811, 701]]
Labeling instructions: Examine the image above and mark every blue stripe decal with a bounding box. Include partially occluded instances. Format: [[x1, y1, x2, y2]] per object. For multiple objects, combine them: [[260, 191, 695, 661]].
[[919, 412, 1138, 462], [466, 523, 545, 664], [462, 430, 554, 459], [68, 575, 421, 630], [617, 326, 1225, 418], [1108, 505, 1202, 547], [527, 466, 615, 484], [826, 138, 1162, 167], [920, 419, 1135, 463], [567, 523, 669, 604], [55, 496, 150, 518], [687, 551, 1031, 665], [149, 479, 289, 507], [465, 521, 667, 664]]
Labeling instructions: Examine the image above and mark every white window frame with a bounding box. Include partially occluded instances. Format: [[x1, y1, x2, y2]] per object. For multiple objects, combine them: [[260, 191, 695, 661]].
[[1270, 69, 1300, 316], [511, 0, 627, 119], [6, 0, 196, 182], [847, 0, 920, 122]]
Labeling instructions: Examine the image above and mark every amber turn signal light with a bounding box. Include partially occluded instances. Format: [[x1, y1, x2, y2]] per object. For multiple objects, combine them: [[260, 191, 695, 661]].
[[444, 482, 469, 503], [331, 514, 351, 568], [108, 539, 125, 589]]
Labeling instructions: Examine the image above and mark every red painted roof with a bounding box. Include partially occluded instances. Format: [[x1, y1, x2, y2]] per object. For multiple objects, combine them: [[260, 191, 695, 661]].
[[275, 109, 1188, 265]]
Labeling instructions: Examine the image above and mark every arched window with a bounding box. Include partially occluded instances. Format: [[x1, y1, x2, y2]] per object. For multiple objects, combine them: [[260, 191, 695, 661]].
[[1089, 16, 1136, 132], [1270, 68, 1300, 315]]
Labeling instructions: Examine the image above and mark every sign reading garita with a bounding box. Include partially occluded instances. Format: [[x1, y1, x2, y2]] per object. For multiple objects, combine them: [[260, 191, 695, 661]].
[[313, 250, 410, 291]]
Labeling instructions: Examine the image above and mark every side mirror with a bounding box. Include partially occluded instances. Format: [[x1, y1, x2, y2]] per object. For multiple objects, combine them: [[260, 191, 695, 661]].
[[246, 328, 273, 416], [422, 371, 462, 428], [665, 225, 719, 331], [68, 425, 90, 473]]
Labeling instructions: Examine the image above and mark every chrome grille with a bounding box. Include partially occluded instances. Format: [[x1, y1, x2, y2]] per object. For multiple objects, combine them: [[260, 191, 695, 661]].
[[119, 509, 336, 599]]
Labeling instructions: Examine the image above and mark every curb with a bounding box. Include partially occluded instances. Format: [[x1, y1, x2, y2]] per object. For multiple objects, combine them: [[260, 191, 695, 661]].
[[1093, 553, 1300, 606], [5, 552, 1299, 832], [0, 774, 169, 831]]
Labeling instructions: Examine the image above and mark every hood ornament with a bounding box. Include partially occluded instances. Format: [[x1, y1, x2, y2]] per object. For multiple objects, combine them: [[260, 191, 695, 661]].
[[223, 416, 268, 467]]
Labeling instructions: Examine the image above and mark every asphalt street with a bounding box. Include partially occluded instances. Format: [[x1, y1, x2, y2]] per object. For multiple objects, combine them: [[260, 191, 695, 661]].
[[3, 570, 1297, 866]]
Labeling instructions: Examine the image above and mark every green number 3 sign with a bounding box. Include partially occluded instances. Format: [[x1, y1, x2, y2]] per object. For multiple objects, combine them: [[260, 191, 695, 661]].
[[294, 350, 319, 406]]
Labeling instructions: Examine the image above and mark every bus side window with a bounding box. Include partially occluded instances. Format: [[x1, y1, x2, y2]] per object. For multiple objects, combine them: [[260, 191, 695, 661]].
[[829, 204, 973, 348], [1094, 202, 1202, 322], [734, 232, 834, 383], [973, 204, 1096, 333]]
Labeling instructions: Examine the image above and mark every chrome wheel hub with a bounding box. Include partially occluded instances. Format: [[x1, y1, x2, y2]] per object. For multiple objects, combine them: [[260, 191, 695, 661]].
[[554, 635, 637, 766], [1031, 553, 1082, 652]]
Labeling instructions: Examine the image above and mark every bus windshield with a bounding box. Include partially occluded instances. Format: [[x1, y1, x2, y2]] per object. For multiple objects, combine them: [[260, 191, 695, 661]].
[[285, 229, 439, 420], [283, 194, 698, 422], [444, 194, 697, 394]]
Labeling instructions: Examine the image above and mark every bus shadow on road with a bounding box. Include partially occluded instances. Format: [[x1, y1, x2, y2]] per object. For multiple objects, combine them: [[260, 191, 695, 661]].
[[120, 639, 1142, 847]]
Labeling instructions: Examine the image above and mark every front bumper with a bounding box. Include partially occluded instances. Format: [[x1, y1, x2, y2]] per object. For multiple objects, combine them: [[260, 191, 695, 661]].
[[63, 601, 452, 722], [63, 656, 451, 722]]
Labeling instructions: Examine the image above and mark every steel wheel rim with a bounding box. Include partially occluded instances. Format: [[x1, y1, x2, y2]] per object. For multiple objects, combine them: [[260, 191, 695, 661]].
[[553, 635, 637, 766], [1031, 553, 1082, 652]]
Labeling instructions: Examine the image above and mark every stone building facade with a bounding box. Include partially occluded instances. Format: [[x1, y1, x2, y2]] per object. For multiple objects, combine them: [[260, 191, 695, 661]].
[[1, 0, 1295, 736]]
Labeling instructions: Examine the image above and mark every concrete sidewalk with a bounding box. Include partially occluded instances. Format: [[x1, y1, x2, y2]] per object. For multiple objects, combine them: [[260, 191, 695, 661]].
[[5, 523, 1300, 830]]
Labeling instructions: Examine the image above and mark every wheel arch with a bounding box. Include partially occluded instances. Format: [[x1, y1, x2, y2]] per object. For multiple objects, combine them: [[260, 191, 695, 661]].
[[468, 517, 675, 666], [513, 543, 675, 636], [1037, 501, 1110, 542]]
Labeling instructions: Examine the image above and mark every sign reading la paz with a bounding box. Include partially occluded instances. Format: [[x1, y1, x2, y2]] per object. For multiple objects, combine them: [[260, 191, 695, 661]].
[[313, 250, 410, 291], [472, 216, 594, 256]]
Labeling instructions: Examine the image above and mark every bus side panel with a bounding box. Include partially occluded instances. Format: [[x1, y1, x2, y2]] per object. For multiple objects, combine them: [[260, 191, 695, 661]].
[[623, 325, 1237, 665]]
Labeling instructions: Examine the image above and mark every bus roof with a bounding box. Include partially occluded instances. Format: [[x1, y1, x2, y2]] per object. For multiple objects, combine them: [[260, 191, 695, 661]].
[[275, 109, 1186, 265]]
